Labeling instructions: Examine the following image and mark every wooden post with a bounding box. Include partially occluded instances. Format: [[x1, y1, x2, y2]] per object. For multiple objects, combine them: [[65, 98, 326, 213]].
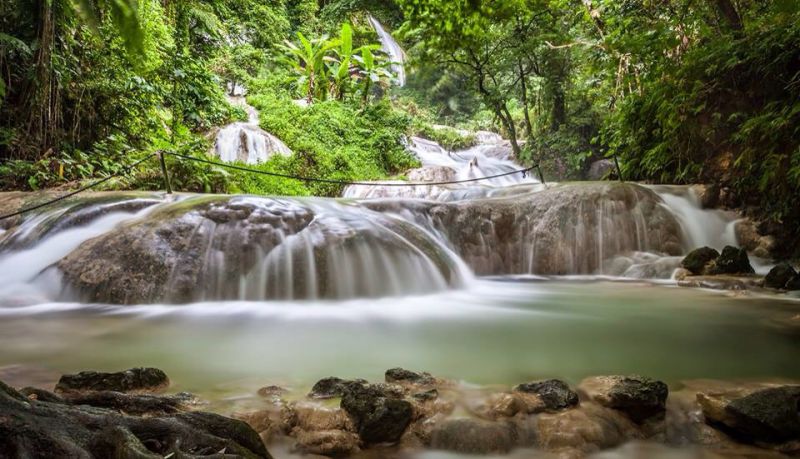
[[613, 154, 624, 182], [158, 151, 173, 194], [537, 164, 546, 185]]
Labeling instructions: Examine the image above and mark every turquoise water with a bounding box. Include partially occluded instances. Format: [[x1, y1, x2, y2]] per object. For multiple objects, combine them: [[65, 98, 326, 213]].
[[1, 278, 798, 399]]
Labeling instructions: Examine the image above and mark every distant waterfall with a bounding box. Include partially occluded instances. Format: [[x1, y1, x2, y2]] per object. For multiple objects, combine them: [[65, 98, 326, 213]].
[[214, 96, 292, 164], [368, 15, 406, 87]]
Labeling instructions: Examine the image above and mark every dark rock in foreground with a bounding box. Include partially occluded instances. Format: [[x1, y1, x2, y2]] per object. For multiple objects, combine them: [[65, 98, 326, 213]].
[[581, 375, 668, 423], [699, 385, 800, 444], [340, 383, 413, 444], [787, 274, 800, 291], [710, 246, 755, 275], [55, 367, 169, 394], [764, 263, 797, 289], [681, 247, 720, 275], [513, 379, 579, 410], [0, 379, 271, 459]]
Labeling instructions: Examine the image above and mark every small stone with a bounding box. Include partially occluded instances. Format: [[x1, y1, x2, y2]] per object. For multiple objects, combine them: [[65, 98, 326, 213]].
[[580, 375, 668, 423], [257, 385, 288, 398], [308, 377, 366, 399], [681, 247, 720, 275], [514, 379, 579, 410], [55, 368, 169, 394], [710, 246, 754, 275], [340, 383, 413, 444], [385, 368, 435, 385]]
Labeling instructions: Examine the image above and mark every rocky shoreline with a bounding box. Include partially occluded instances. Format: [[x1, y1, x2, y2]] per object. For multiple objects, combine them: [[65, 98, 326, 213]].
[[2, 367, 799, 458]]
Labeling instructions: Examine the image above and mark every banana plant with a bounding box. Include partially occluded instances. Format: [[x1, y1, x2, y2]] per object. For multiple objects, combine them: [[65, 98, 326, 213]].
[[326, 23, 355, 101], [352, 46, 393, 105], [281, 32, 339, 102]]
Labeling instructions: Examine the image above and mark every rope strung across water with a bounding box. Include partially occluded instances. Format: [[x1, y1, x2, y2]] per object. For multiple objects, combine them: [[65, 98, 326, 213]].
[[0, 152, 158, 222], [0, 150, 537, 222], [166, 151, 537, 187]]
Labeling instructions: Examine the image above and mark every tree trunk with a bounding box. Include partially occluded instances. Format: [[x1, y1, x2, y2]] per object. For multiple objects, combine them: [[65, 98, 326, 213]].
[[713, 0, 743, 34]]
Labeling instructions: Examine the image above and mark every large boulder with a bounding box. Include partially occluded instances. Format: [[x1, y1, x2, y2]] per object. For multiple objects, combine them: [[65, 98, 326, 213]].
[[681, 247, 720, 275], [340, 383, 413, 444], [308, 377, 367, 399], [365, 182, 685, 276], [580, 376, 668, 423], [764, 263, 798, 289], [698, 385, 800, 444], [787, 275, 800, 291], [385, 368, 435, 386], [429, 418, 534, 454], [710, 246, 755, 275], [55, 367, 169, 394], [0, 379, 271, 458], [58, 196, 465, 303], [586, 159, 616, 180], [513, 379, 579, 410]]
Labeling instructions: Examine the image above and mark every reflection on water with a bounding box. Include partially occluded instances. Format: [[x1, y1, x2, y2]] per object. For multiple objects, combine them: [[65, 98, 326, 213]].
[[1, 279, 798, 396]]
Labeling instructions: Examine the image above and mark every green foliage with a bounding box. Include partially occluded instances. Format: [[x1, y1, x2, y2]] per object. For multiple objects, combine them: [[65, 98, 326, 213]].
[[245, 92, 418, 196]]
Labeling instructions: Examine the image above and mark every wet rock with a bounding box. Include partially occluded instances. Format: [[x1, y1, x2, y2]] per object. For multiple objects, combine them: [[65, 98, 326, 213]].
[[19, 387, 65, 403], [698, 385, 800, 443], [580, 376, 668, 423], [55, 367, 169, 394], [257, 385, 288, 398], [429, 418, 533, 454], [0, 379, 271, 458], [735, 219, 776, 259], [407, 166, 456, 183], [536, 402, 643, 453], [693, 184, 720, 209], [340, 383, 413, 444], [764, 263, 798, 289], [293, 430, 360, 456], [677, 274, 762, 291], [787, 274, 800, 291], [681, 247, 720, 275], [514, 379, 579, 410], [710, 246, 755, 275], [413, 389, 439, 402], [385, 368, 435, 385], [586, 159, 615, 180], [484, 392, 546, 418], [309, 377, 367, 399]]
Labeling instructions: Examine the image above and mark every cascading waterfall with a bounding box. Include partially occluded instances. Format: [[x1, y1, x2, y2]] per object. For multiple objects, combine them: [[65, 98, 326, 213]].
[[214, 96, 292, 164], [368, 15, 406, 86]]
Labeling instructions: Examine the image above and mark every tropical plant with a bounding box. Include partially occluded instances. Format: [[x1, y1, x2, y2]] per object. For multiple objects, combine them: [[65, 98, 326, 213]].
[[281, 32, 339, 102]]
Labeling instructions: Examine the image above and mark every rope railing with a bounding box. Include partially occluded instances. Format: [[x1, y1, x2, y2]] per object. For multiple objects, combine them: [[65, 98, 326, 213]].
[[0, 152, 158, 222], [0, 150, 540, 222]]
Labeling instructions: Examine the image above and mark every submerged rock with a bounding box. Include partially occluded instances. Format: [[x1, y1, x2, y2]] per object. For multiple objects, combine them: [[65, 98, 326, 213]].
[[0, 379, 271, 458], [55, 367, 169, 394], [681, 247, 720, 275], [429, 418, 533, 454], [765, 263, 798, 289], [514, 379, 579, 410], [580, 375, 668, 423], [698, 385, 800, 444], [710, 246, 755, 275], [340, 383, 413, 444], [293, 429, 360, 456]]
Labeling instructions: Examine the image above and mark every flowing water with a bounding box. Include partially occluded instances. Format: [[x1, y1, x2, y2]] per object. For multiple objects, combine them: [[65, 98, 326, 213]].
[[0, 132, 798, 458], [214, 96, 292, 164], [368, 15, 406, 87]]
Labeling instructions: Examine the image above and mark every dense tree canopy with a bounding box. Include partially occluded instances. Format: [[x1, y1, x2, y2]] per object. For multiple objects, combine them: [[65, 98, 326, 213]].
[[1, 0, 799, 251]]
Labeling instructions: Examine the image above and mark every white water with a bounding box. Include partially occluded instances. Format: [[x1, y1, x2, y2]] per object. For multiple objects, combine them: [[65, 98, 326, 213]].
[[368, 15, 406, 86], [650, 185, 739, 251], [214, 97, 292, 164]]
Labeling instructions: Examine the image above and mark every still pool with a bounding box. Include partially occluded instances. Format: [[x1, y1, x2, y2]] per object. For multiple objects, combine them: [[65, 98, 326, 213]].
[[1, 278, 798, 402]]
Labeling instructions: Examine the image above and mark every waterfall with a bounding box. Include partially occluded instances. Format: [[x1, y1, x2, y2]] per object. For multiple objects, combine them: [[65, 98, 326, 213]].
[[343, 135, 539, 200], [367, 15, 406, 87], [214, 96, 292, 164]]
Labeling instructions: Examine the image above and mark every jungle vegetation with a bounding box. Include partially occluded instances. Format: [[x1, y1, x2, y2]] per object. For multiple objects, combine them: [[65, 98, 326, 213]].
[[1, 0, 799, 250]]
